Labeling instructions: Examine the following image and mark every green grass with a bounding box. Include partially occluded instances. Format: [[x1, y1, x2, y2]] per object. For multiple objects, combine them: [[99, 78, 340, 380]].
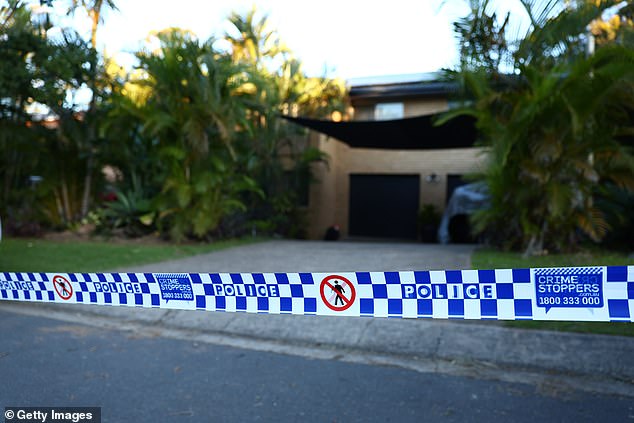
[[471, 248, 634, 270], [0, 236, 265, 273], [472, 248, 634, 337]]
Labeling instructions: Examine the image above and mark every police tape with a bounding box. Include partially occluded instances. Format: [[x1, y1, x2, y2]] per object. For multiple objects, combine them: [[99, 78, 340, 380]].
[[0, 266, 633, 321]]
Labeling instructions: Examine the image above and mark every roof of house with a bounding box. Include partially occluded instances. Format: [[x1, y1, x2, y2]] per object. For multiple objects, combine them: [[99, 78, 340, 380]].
[[348, 72, 457, 103], [347, 72, 441, 87]]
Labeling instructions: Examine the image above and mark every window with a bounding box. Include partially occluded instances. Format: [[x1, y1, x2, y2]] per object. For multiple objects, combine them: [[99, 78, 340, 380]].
[[374, 102, 404, 121]]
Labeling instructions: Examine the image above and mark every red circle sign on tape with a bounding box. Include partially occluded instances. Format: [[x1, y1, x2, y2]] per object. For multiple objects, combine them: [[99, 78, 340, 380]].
[[320, 275, 356, 312], [53, 275, 73, 300]]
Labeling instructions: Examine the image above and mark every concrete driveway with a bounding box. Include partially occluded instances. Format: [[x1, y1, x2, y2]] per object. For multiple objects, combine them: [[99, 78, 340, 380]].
[[113, 239, 476, 273]]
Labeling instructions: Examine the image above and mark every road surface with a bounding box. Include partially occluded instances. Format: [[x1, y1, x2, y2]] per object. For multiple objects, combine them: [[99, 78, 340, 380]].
[[1, 310, 632, 423]]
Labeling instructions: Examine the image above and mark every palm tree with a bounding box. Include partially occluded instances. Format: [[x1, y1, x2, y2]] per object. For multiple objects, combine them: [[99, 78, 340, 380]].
[[0, 1, 99, 227], [68, 0, 117, 49], [132, 29, 261, 240], [67, 0, 118, 218], [225, 9, 350, 237], [225, 6, 288, 68], [442, 0, 634, 254]]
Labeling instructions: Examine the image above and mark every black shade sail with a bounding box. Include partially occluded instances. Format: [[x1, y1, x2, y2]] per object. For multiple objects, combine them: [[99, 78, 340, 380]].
[[283, 114, 478, 150]]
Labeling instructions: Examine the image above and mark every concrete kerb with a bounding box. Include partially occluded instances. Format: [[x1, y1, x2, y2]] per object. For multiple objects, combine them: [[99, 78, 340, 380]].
[[5, 299, 634, 390]]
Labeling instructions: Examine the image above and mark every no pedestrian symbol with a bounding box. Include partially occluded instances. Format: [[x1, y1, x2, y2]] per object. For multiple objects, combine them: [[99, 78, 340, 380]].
[[53, 275, 73, 300], [320, 275, 356, 312]]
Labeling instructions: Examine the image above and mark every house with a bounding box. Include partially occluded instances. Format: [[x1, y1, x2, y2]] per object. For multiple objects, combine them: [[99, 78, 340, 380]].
[[286, 72, 485, 240]]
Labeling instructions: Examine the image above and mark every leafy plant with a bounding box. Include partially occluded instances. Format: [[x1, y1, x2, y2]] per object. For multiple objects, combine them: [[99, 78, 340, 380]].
[[98, 187, 154, 237], [595, 183, 634, 250], [442, 0, 634, 254], [418, 204, 441, 243], [0, 1, 106, 229], [0, 5, 347, 242], [156, 156, 262, 241], [418, 204, 441, 227]]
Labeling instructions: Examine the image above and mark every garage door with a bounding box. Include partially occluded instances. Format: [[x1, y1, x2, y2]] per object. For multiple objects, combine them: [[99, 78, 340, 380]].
[[349, 174, 420, 239]]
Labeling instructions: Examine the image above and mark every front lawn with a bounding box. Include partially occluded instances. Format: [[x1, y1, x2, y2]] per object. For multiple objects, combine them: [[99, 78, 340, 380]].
[[0, 236, 263, 273], [471, 248, 633, 269]]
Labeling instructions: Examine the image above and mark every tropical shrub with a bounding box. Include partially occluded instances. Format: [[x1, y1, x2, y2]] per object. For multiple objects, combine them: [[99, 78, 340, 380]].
[[443, 0, 634, 254], [1, 5, 347, 241]]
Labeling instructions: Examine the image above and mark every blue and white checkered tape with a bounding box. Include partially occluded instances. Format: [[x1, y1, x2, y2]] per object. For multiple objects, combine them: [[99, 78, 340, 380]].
[[1, 266, 633, 321]]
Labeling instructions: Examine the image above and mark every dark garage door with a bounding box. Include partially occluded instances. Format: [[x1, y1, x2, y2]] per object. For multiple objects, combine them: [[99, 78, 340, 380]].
[[349, 174, 420, 239]]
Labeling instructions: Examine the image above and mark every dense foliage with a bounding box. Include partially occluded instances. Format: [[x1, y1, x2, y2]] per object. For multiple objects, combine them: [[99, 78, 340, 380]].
[[443, 0, 634, 254], [0, 1, 347, 240]]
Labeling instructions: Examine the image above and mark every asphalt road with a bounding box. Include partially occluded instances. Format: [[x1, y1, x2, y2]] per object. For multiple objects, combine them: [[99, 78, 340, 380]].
[[1, 310, 632, 423]]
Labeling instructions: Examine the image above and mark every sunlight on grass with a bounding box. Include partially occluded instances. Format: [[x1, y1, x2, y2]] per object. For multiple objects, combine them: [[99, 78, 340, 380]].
[[0, 237, 265, 273]]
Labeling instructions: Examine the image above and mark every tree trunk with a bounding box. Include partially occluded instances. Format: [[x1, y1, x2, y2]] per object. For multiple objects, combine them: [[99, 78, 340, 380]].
[[523, 221, 547, 257], [54, 189, 64, 225], [90, 10, 99, 49], [61, 175, 71, 224], [80, 18, 99, 219], [80, 153, 94, 218], [522, 235, 542, 258], [79, 6, 101, 219]]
